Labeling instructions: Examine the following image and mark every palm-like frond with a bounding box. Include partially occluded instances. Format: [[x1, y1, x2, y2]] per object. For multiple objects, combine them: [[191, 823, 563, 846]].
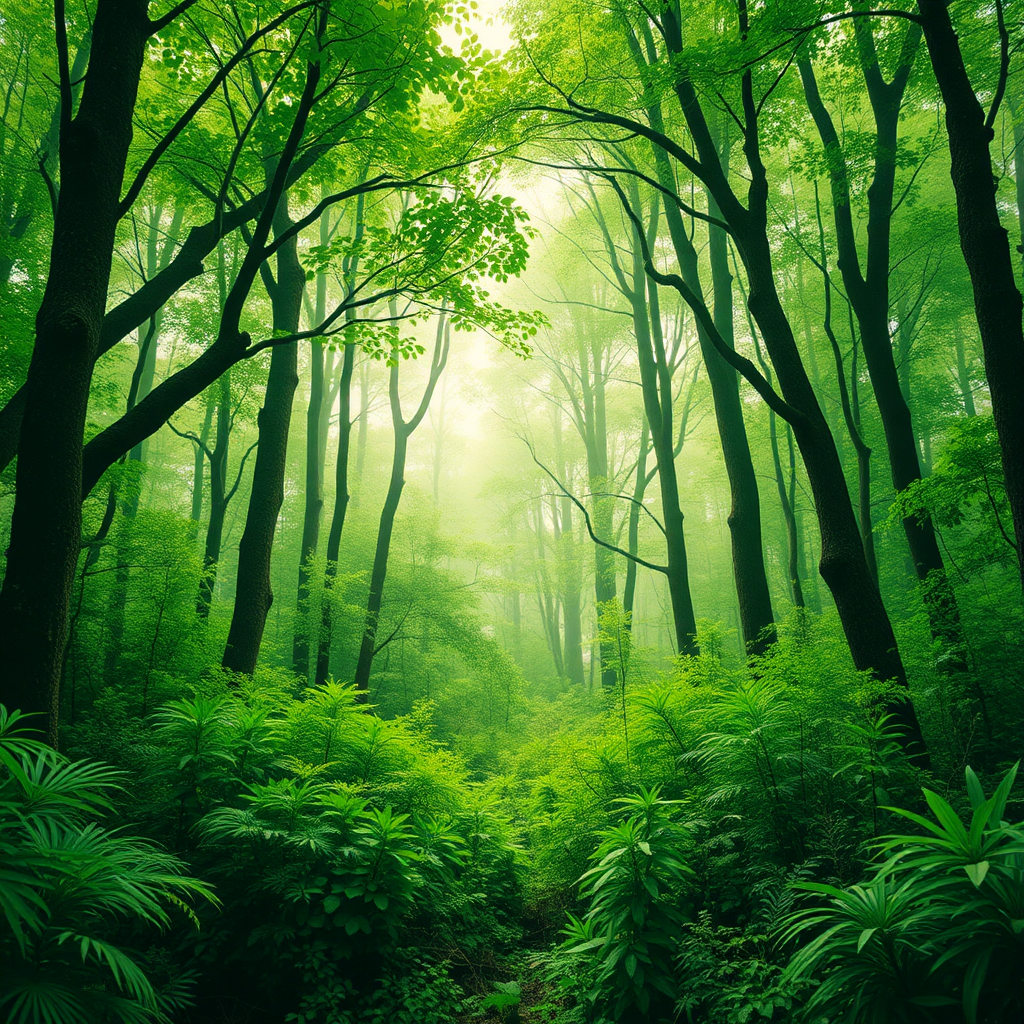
[[0, 704, 216, 1024]]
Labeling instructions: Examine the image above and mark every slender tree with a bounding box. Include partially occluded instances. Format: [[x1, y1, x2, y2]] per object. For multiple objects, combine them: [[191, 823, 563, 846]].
[[352, 313, 451, 696]]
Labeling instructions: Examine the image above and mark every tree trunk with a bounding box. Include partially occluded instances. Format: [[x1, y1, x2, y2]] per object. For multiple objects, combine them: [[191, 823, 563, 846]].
[[314, 341, 356, 687], [352, 314, 449, 695], [197, 372, 232, 617], [916, 0, 1024, 597], [647, 9, 926, 752], [191, 392, 215, 534], [628, 222, 699, 657], [352, 396, 407, 696], [533, 502, 566, 679], [643, 104, 773, 654], [580, 332, 618, 687], [222, 195, 303, 675], [801, 51, 964, 653], [0, 0, 149, 741], [705, 195, 775, 653], [293, 336, 325, 677], [552, 406, 587, 685], [623, 417, 650, 623]]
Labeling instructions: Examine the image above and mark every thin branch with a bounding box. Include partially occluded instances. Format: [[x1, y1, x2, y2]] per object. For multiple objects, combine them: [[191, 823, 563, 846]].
[[149, 0, 202, 34], [119, 1, 317, 216], [525, 440, 670, 574], [166, 418, 213, 459], [54, 0, 72, 138], [225, 440, 259, 503], [986, 0, 1010, 130], [512, 154, 731, 234], [587, 490, 666, 535]]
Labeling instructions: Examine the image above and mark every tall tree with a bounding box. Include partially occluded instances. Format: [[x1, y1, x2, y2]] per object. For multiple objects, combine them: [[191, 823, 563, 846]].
[[798, 17, 965, 654], [914, 0, 1024, 600], [0, 0, 157, 741], [352, 313, 451, 696], [222, 191, 304, 675], [512, 0, 929, 753]]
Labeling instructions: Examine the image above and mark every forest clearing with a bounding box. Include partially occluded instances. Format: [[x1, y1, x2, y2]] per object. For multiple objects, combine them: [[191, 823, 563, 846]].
[[1, 0, 1023, 1021]]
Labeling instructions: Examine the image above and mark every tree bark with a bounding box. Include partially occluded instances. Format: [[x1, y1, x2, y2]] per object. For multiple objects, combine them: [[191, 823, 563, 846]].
[[632, 256, 698, 657], [314, 341, 356, 687], [649, 3, 926, 756], [197, 372, 232, 617], [623, 417, 650, 623], [222, 194, 303, 675], [553, 411, 587, 685], [0, 0, 149, 741], [916, 0, 1024, 598], [293, 336, 325, 677], [800, 46, 965, 652], [294, 204, 339, 677]]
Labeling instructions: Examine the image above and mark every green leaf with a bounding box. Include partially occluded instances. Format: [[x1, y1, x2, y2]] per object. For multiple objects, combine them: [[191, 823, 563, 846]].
[[963, 861, 989, 887], [856, 927, 877, 953], [964, 766, 985, 811]]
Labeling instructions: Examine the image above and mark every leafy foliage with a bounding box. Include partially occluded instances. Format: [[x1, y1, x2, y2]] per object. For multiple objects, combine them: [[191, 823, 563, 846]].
[[782, 764, 1024, 1024], [0, 706, 214, 1024]]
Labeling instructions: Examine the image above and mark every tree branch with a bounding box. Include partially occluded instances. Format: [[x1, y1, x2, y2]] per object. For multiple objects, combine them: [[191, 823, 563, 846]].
[[525, 439, 670, 574]]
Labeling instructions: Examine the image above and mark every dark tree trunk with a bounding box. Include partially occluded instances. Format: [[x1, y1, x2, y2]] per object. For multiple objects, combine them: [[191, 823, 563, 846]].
[[0, 0, 149, 741], [916, 0, 1024, 597], [222, 195, 303, 675], [294, 203, 340, 677], [352, 408, 407, 696], [629, 222, 699, 657], [773, 416, 805, 609], [627, 29, 773, 654], [648, 5, 926, 756], [704, 195, 775, 653], [743, 230, 916, 734], [191, 392, 215, 534], [800, 48, 965, 653]]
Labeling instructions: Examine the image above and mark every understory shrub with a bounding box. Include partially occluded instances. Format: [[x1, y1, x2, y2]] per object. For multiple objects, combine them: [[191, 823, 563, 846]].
[[0, 706, 213, 1024]]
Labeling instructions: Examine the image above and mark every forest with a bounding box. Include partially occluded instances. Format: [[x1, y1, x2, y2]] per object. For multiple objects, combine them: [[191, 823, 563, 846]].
[[0, 0, 1023, 1021]]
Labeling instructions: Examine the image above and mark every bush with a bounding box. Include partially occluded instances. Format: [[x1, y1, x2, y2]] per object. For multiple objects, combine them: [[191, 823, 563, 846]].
[[0, 706, 214, 1024], [782, 763, 1024, 1024]]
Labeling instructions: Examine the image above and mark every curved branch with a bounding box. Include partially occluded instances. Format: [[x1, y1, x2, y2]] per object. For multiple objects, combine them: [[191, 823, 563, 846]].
[[587, 491, 666, 536], [986, 0, 1010, 130], [225, 440, 260, 503], [525, 440, 669, 574], [166, 419, 213, 460]]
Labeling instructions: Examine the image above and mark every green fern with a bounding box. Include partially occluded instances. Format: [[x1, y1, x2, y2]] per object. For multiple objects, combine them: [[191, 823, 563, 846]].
[[0, 705, 216, 1024]]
